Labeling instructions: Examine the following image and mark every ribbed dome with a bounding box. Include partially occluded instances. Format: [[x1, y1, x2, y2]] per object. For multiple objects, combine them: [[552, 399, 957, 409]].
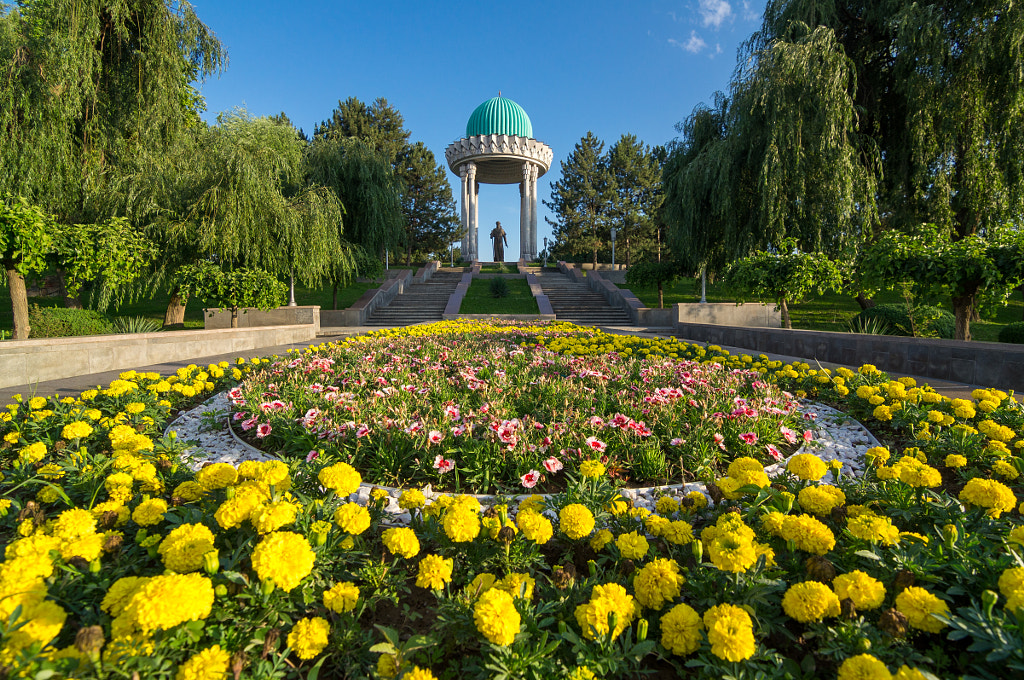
[[466, 96, 533, 139]]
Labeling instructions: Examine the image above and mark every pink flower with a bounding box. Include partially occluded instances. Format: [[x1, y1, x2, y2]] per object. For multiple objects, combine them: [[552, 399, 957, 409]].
[[428, 430, 443, 444], [543, 457, 563, 473], [739, 432, 758, 445], [256, 423, 272, 438], [803, 430, 814, 442], [233, 412, 248, 421], [585, 436, 607, 453], [356, 425, 370, 438], [670, 437, 684, 446], [765, 444, 783, 461], [306, 450, 320, 462], [713, 433, 726, 450], [520, 470, 540, 488], [444, 404, 460, 420], [588, 416, 605, 427], [434, 455, 455, 474], [780, 427, 798, 445], [241, 416, 258, 431]]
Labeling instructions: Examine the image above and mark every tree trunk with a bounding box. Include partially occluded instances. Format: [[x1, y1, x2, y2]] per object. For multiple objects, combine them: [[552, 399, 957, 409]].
[[592, 245, 598, 273], [625, 236, 631, 270], [230, 307, 239, 329], [855, 293, 875, 310], [658, 281, 664, 309], [163, 291, 186, 330], [406, 244, 412, 266], [57, 268, 82, 309], [6, 265, 30, 339], [952, 293, 974, 341], [780, 298, 792, 329], [332, 281, 339, 310]]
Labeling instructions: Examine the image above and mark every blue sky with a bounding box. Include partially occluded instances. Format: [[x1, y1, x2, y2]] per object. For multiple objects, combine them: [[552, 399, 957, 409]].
[[196, 0, 766, 260]]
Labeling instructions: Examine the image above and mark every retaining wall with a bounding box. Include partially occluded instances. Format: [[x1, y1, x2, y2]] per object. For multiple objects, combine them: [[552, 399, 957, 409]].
[[204, 306, 320, 332], [0, 325, 318, 389], [674, 322, 1024, 392], [677, 303, 781, 328]]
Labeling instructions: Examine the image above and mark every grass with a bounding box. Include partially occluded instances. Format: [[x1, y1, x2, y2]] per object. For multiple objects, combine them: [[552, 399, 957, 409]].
[[478, 263, 516, 273], [0, 279, 382, 333], [626, 277, 1024, 341], [458, 277, 539, 314]]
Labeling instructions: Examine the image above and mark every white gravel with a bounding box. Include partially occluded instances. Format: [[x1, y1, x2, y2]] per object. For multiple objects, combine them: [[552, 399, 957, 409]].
[[166, 395, 882, 517]]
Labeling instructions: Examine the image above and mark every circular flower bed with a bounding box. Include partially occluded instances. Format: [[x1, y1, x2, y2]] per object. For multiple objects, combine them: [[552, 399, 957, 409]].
[[0, 321, 1022, 680]]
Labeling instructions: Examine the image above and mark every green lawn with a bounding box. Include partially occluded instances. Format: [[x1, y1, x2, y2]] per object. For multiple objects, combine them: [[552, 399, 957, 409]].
[[0, 280, 381, 333], [626, 277, 1024, 341], [459, 278, 539, 314]]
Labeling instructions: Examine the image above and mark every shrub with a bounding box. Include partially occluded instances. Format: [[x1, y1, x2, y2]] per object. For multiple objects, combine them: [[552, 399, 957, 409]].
[[998, 321, 1024, 344], [111, 316, 162, 334], [855, 303, 954, 339], [489, 277, 510, 298], [28, 304, 111, 338]]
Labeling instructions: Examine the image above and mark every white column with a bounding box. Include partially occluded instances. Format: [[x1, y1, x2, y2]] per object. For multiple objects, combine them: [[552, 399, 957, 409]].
[[467, 162, 478, 261], [529, 165, 539, 261], [460, 165, 469, 259], [520, 163, 530, 261]]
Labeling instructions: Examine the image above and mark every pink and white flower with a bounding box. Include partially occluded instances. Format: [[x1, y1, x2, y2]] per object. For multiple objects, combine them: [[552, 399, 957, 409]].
[[670, 437, 684, 446], [428, 430, 443, 444], [356, 425, 371, 438], [713, 433, 726, 450], [543, 457, 563, 473], [256, 423, 273, 438], [739, 432, 758, 445], [803, 429, 814, 442], [241, 416, 258, 431], [434, 455, 455, 474], [520, 470, 540, 488], [306, 449, 320, 462], [780, 427, 798, 445], [765, 444, 783, 461], [585, 436, 607, 453]]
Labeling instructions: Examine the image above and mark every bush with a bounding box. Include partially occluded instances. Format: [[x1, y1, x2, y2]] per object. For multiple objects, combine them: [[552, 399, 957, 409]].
[[998, 321, 1024, 344], [28, 304, 111, 338], [855, 303, 955, 339], [111, 315, 162, 334], [489, 277, 510, 298]]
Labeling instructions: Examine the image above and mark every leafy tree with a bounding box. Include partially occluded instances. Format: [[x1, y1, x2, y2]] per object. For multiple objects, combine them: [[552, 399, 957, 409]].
[[314, 97, 411, 167], [607, 135, 664, 268], [399, 142, 459, 265], [0, 195, 55, 339], [724, 241, 844, 329], [175, 263, 286, 328], [545, 132, 615, 270], [0, 0, 224, 319], [625, 260, 682, 309], [857, 225, 1024, 341]]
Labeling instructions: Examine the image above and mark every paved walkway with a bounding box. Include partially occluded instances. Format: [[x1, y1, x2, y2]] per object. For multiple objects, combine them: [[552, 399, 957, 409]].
[[0, 323, 982, 404]]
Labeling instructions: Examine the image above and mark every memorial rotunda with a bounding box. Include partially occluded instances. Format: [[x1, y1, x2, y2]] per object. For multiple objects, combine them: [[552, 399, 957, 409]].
[[446, 95, 553, 262]]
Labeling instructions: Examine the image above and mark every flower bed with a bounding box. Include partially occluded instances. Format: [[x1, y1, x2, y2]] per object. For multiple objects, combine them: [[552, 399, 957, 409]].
[[0, 320, 1022, 680]]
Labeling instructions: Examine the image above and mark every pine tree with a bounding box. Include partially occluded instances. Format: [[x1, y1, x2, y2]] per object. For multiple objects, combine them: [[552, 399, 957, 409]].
[[544, 132, 615, 270], [400, 143, 459, 264], [607, 134, 664, 268]]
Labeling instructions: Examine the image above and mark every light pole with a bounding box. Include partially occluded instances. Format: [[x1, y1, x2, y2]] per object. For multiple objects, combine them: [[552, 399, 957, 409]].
[[700, 266, 707, 304], [610, 228, 617, 267], [543, 237, 549, 268]]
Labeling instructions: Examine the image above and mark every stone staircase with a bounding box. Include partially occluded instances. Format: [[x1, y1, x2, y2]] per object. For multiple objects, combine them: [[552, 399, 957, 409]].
[[364, 268, 465, 326], [534, 271, 634, 326]]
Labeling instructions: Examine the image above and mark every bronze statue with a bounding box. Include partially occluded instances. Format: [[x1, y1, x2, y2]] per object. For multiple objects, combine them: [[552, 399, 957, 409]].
[[490, 221, 508, 262]]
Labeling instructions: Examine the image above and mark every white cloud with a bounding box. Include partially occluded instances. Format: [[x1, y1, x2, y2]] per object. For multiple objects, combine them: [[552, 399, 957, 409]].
[[741, 1, 761, 21], [699, 0, 732, 29], [669, 30, 708, 54]]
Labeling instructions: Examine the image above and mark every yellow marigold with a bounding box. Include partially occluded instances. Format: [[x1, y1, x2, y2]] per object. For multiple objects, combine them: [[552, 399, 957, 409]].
[[847, 513, 900, 546], [517, 494, 546, 515], [787, 454, 828, 481], [474, 588, 520, 646], [567, 667, 596, 680], [893, 457, 942, 488], [61, 421, 94, 440], [728, 456, 771, 488], [322, 581, 360, 614], [683, 490, 708, 511], [959, 478, 1018, 518], [19, 441, 47, 463], [318, 462, 362, 496], [287, 616, 330, 660], [894, 586, 949, 633], [195, 463, 238, 490], [590, 528, 614, 551], [496, 572, 536, 600], [172, 481, 206, 503], [4, 600, 66, 652], [873, 405, 893, 421], [993, 460, 1020, 480], [251, 531, 315, 591], [579, 460, 606, 478], [616, 531, 649, 560], [760, 511, 787, 536], [416, 554, 454, 590], [998, 567, 1024, 613], [892, 666, 926, 680], [782, 581, 840, 622], [708, 531, 757, 573], [382, 527, 420, 559], [838, 654, 892, 680], [214, 493, 261, 531], [250, 500, 299, 534], [833, 570, 886, 611], [132, 498, 168, 527], [945, 454, 967, 468], [516, 510, 553, 544], [404, 667, 438, 680], [780, 515, 836, 555], [634, 558, 684, 610], [703, 603, 755, 662], [101, 576, 150, 618], [399, 489, 426, 510], [798, 485, 846, 515], [28, 396, 47, 410], [655, 495, 680, 515], [659, 602, 703, 656], [119, 572, 214, 635], [559, 503, 596, 540], [175, 645, 231, 680], [443, 507, 481, 543], [575, 583, 638, 640], [333, 502, 371, 535], [158, 523, 215, 572]]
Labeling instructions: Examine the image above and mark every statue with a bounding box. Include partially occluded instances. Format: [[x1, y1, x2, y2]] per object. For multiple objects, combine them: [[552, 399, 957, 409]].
[[490, 221, 508, 262]]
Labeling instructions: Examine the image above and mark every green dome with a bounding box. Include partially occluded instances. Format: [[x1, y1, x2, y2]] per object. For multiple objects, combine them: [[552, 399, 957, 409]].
[[466, 96, 533, 138]]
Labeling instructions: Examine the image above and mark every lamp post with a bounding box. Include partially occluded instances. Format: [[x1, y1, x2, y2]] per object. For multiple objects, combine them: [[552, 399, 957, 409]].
[[543, 237, 549, 268], [700, 266, 707, 304], [610, 228, 617, 267]]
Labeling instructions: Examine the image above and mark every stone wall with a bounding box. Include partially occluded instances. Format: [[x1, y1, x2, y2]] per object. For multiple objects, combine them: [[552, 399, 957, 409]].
[[204, 306, 320, 332]]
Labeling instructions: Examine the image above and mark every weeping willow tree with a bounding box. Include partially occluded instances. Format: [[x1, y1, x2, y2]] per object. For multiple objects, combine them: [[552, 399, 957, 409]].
[[306, 136, 403, 307], [0, 0, 224, 336], [165, 111, 346, 321], [666, 0, 1024, 340]]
